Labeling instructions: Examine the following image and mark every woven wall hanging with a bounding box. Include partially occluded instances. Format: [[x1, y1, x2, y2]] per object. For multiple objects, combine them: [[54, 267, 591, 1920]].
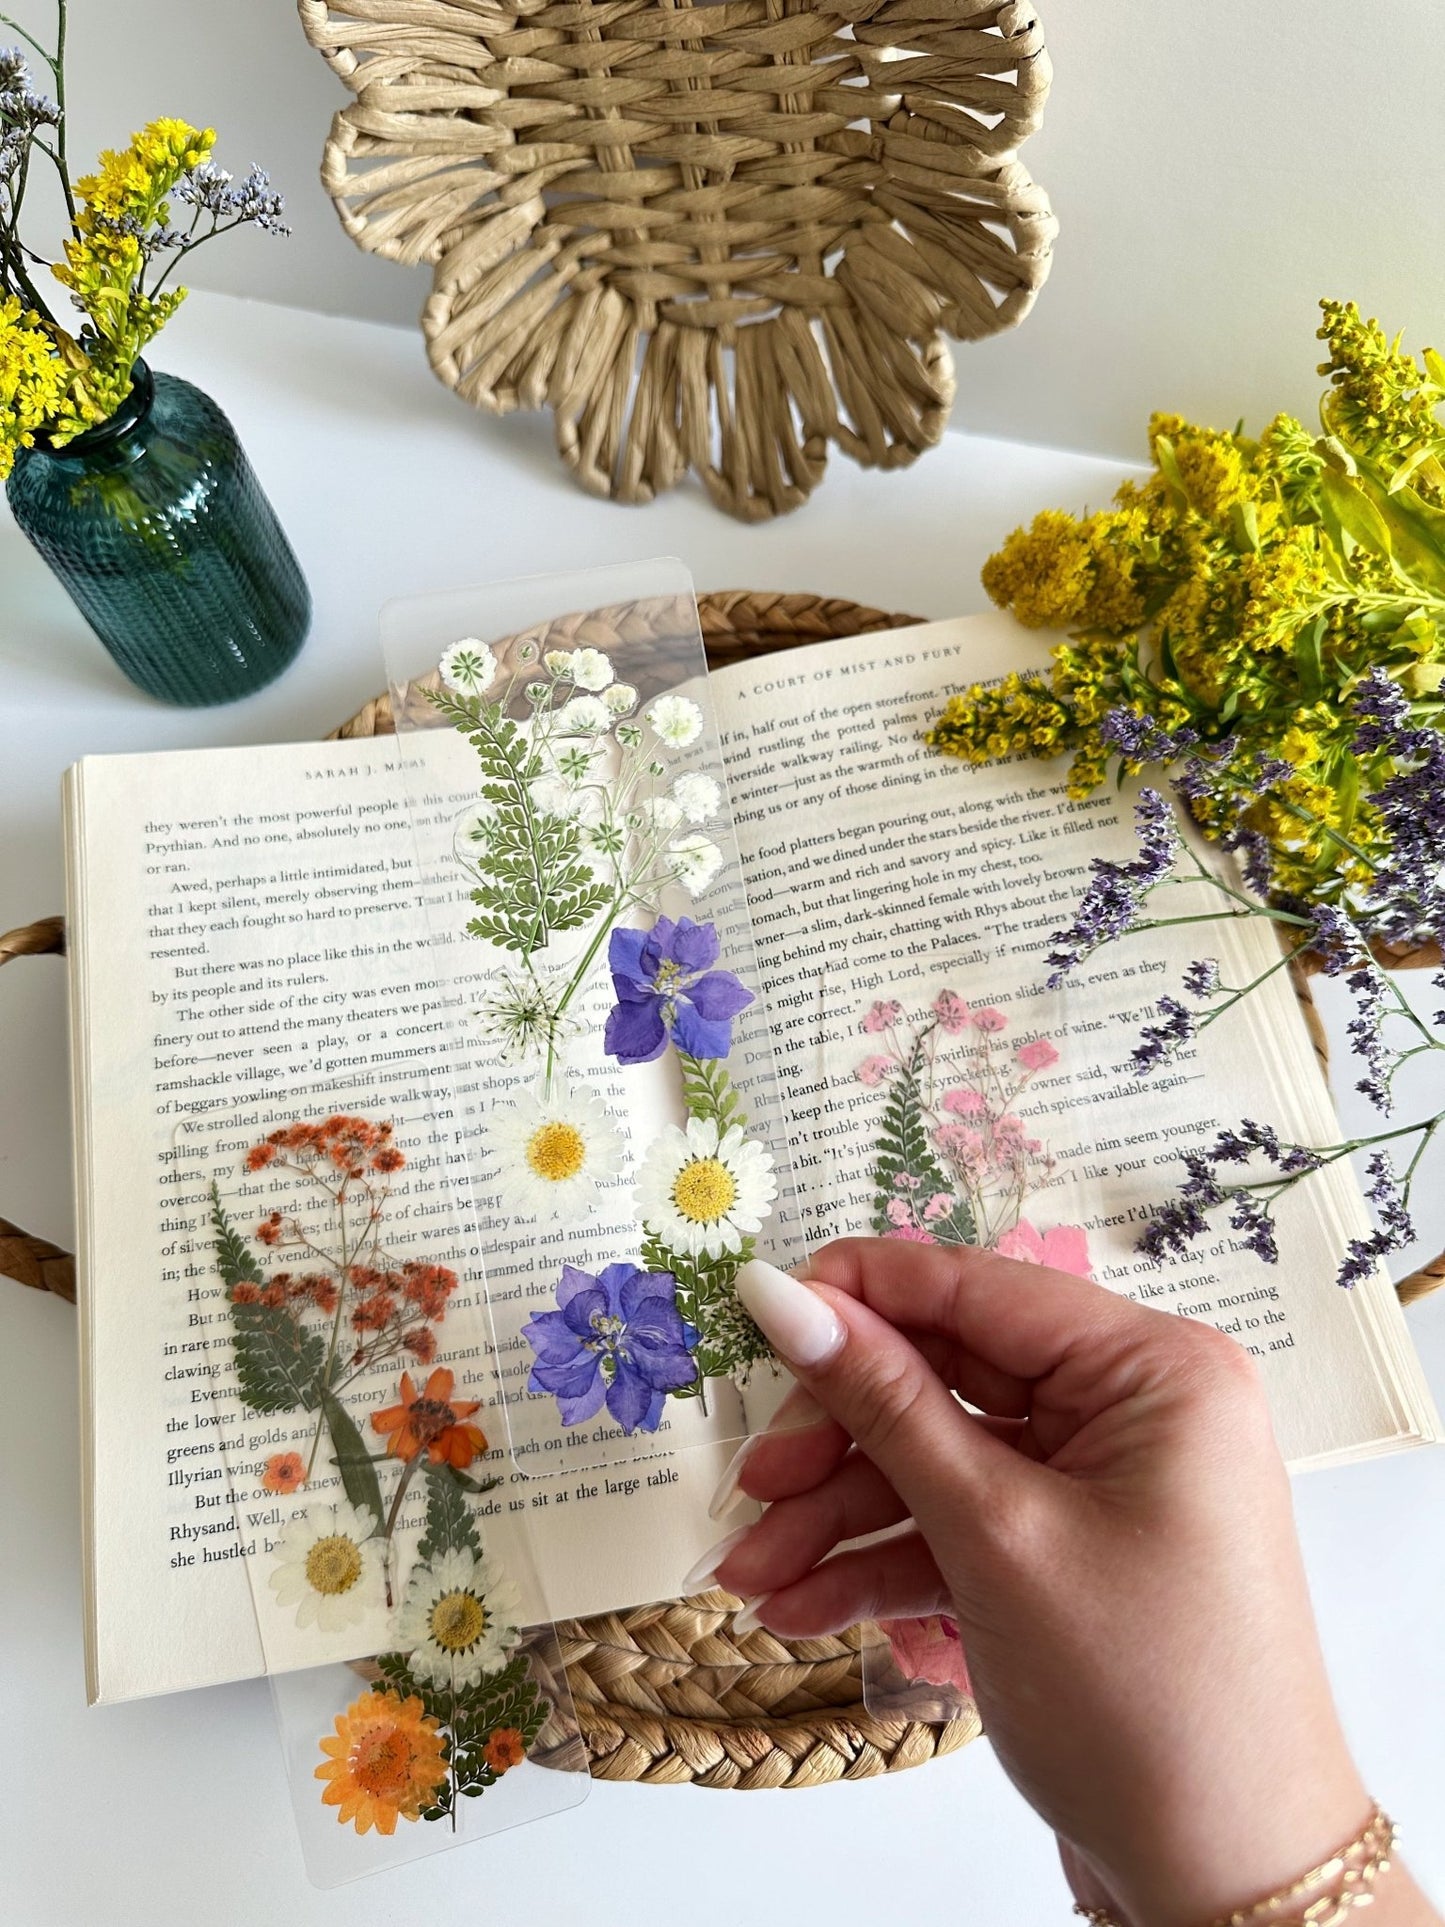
[[297, 0, 1056, 520]]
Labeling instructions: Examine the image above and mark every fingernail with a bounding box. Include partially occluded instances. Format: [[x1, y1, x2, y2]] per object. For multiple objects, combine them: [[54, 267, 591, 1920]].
[[681, 1523, 754, 1594], [736, 1260, 845, 1368], [707, 1386, 829, 1521], [731, 1594, 774, 1636]]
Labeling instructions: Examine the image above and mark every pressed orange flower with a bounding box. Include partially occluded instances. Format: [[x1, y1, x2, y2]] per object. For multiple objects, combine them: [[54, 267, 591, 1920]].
[[261, 1451, 306, 1495], [484, 1727, 526, 1774], [371, 1367, 487, 1469], [315, 1690, 448, 1835]]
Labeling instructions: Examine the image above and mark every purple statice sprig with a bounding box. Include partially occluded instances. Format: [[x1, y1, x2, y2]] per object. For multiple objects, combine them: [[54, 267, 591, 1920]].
[[175, 161, 290, 235], [1100, 707, 1200, 766], [1130, 993, 1197, 1076], [1047, 788, 1181, 984], [1350, 669, 1445, 946]]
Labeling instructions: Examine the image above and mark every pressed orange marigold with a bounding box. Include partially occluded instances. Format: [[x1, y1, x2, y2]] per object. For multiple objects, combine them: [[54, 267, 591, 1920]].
[[371, 1367, 487, 1469], [316, 1690, 448, 1835], [261, 1451, 306, 1495], [484, 1726, 526, 1774]]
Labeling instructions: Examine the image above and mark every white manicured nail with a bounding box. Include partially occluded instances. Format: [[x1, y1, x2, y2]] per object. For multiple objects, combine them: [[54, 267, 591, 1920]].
[[731, 1594, 774, 1636], [708, 1385, 830, 1520], [680, 1524, 754, 1594], [736, 1260, 845, 1368]]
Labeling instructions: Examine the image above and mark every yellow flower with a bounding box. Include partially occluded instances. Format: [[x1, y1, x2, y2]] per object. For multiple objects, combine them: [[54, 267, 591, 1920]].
[[0, 299, 67, 479]]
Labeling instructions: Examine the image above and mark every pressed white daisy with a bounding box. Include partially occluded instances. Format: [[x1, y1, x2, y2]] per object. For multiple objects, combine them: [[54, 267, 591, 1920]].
[[268, 1499, 383, 1632], [637, 794, 684, 837], [439, 639, 498, 695], [491, 1082, 624, 1222], [569, 647, 615, 692], [636, 1117, 777, 1260], [669, 833, 725, 896], [556, 694, 611, 735], [645, 693, 704, 749], [672, 772, 721, 824], [604, 682, 638, 716], [393, 1546, 522, 1690]]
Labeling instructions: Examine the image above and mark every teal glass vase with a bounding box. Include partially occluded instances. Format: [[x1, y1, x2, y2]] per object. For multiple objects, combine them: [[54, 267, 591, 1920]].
[[6, 362, 310, 705]]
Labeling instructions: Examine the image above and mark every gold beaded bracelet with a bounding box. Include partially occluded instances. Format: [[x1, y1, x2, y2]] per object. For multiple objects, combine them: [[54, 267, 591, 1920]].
[[1071, 1804, 1398, 1927]]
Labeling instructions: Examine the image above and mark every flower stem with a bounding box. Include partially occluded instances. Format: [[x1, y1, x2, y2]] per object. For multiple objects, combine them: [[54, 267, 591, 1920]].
[[380, 1450, 424, 1609]]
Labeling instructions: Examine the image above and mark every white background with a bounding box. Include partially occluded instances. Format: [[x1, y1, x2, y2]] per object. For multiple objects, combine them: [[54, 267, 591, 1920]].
[[29, 0, 1445, 457], [0, 293, 1443, 1925]]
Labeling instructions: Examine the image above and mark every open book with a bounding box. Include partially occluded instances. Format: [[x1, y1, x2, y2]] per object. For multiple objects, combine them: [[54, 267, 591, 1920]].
[[67, 611, 1440, 1705]]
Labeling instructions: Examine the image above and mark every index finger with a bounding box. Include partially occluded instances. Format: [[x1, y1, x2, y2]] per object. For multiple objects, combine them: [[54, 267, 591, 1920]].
[[805, 1237, 1175, 1386]]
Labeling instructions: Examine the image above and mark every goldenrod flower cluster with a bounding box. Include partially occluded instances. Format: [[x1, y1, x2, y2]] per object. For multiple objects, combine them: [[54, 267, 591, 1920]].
[[929, 300, 1445, 906], [0, 296, 67, 479]]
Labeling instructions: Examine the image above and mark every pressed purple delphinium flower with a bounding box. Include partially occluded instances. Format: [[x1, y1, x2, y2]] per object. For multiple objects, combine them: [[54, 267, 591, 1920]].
[[604, 915, 753, 1064], [522, 1263, 699, 1433]]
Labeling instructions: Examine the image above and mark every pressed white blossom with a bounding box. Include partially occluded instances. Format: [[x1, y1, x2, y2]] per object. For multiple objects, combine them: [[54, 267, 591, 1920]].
[[604, 682, 638, 716], [439, 639, 498, 695], [569, 648, 615, 691], [672, 772, 721, 823], [556, 694, 611, 735], [638, 795, 684, 836], [670, 833, 724, 896], [646, 693, 704, 749]]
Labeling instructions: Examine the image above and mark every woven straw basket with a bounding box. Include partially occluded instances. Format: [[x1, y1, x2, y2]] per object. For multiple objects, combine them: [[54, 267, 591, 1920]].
[[5, 589, 1442, 1788], [296, 0, 1055, 521]]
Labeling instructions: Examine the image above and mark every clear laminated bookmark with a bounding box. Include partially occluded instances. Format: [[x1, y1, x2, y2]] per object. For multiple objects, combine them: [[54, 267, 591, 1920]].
[[801, 940, 1092, 1725], [175, 1067, 589, 1887], [375, 558, 805, 1521]]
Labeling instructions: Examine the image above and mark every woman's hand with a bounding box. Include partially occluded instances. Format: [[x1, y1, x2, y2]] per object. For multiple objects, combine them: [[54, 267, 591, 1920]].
[[693, 1241, 1434, 1927]]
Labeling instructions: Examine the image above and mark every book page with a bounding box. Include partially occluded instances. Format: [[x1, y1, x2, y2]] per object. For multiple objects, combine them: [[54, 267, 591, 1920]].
[[70, 740, 746, 1705], [708, 615, 1438, 1467]]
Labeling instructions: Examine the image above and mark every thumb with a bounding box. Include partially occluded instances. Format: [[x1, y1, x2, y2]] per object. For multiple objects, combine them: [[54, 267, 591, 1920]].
[[735, 1257, 1030, 1547]]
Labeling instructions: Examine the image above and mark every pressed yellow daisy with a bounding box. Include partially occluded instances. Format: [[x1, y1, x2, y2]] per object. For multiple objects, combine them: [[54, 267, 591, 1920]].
[[268, 1499, 383, 1632], [315, 1690, 448, 1835], [393, 1547, 522, 1690], [491, 1083, 623, 1224], [636, 1117, 777, 1260]]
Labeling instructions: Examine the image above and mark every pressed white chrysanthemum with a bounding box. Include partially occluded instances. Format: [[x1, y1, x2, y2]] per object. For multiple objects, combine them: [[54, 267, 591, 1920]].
[[569, 647, 615, 692], [604, 682, 638, 716], [393, 1546, 522, 1690], [439, 639, 498, 695], [645, 694, 704, 749], [636, 1117, 777, 1260], [491, 1083, 624, 1223], [637, 795, 684, 837], [268, 1499, 383, 1632], [556, 694, 611, 735], [672, 772, 722, 823], [670, 833, 724, 896], [476, 964, 576, 1061]]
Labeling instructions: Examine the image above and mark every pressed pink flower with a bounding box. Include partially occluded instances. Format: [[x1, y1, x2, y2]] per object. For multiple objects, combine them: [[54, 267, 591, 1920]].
[[885, 1196, 912, 1227], [1015, 1037, 1059, 1072], [881, 1615, 973, 1695], [856, 1053, 893, 1087], [884, 1224, 936, 1243], [994, 1112, 1025, 1136], [922, 1192, 953, 1222], [861, 999, 903, 1035], [940, 1086, 986, 1116], [934, 1123, 984, 1163], [993, 1219, 1093, 1279], [932, 990, 970, 1034], [970, 1006, 1008, 1033]]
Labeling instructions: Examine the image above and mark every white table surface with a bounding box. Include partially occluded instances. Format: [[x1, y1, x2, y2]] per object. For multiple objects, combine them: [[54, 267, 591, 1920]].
[[2, 292, 1442, 1926]]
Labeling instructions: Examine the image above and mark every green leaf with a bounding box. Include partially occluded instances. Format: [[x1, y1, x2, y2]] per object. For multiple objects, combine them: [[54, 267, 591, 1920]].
[[212, 1186, 325, 1414], [1153, 435, 1190, 509], [210, 1181, 263, 1289], [1292, 615, 1325, 700], [416, 1462, 483, 1565], [1319, 470, 1393, 561], [675, 1053, 749, 1134], [870, 1036, 977, 1247], [321, 1390, 385, 1530], [1227, 499, 1261, 553]]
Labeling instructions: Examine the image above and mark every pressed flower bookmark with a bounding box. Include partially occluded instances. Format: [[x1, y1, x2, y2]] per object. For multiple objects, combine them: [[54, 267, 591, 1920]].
[[174, 1076, 590, 1885], [377, 560, 807, 1495]]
